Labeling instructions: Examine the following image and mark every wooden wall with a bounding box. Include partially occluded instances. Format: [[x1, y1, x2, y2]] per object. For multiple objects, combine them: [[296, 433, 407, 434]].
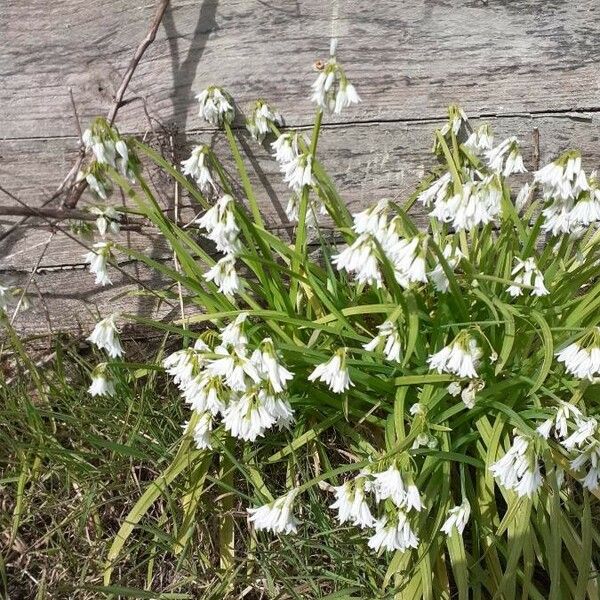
[[1, 0, 600, 340]]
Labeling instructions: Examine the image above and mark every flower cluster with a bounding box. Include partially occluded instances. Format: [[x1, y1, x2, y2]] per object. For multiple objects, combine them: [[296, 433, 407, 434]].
[[271, 131, 323, 221], [164, 313, 295, 449], [329, 463, 427, 552], [196, 86, 234, 127], [535, 151, 600, 235], [84, 241, 113, 287], [506, 257, 549, 298], [196, 194, 243, 296], [81, 118, 137, 193], [332, 200, 429, 290], [490, 434, 542, 497], [310, 39, 360, 114], [246, 100, 282, 142], [556, 328, 600, 381], [181, 145, 215, 194]]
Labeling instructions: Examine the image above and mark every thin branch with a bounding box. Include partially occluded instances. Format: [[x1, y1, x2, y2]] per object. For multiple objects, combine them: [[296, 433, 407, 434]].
[[0, 204, 144, 227], [63, 0, 171, 209], [0, 184, 176, 309]]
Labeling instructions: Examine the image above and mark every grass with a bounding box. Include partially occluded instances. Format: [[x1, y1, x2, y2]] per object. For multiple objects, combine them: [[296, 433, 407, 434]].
[[0, 337, 406, 599]]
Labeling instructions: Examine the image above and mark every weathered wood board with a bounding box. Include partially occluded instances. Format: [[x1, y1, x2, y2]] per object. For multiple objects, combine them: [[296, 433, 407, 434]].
[[1, 0, 600, 339]]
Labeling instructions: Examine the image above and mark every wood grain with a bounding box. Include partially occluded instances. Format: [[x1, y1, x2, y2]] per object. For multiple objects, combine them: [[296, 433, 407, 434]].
[[2, 1, 600, 139], [2, 0, 600, 338]]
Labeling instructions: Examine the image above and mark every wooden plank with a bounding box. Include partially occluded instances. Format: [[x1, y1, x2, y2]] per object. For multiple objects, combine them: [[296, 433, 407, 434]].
[[2, 1, 600, 139], [2, 114, 599, 274], [4, 260, 179, 340], [1, 113, 599, 339]]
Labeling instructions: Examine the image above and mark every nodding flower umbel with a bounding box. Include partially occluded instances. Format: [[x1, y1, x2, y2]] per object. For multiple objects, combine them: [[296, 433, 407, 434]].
[[556, 327, 600, 381], [88, 314, 123, 358], [196, 86, 234, 127], [88, 362, 116, 397], [204, 254, 243, 296], [490, 434, 542, 498], [246, 99, 282, 142], [506, 256, 549, 298], [310, 40, 360, 115], [367, 511, 419, 553], [363, 320, 403, 363], [248, 489, 299, 534], [308, 347, 353, 393], [84, 241, 113, 287], [427, 331, 482, 379], [441, 499, 471, 536], [181, 145, 215, 194]]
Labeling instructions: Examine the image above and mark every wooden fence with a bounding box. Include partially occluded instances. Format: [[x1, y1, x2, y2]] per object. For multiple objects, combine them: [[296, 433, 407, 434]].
[[1, 0, 599, 341]]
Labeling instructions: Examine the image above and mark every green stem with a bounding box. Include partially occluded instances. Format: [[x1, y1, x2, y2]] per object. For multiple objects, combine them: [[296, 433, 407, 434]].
[[224, 122, 264, 228], [292, 109, 323, 302]]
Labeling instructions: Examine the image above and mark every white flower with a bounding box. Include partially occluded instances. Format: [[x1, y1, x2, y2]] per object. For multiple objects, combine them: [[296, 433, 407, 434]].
[[562, 417, 598, 450], [310, 60, 360, 115], [439, 105, 468, 138], [352, 199, 389, 238], [282, 152, 314, 191], [308, 348, 353, 393], [556, 328, 600, 381], [84, 242, 113, 286], [535, 153, 588, 201], [571, 444, 600, 491], [332, 234, 383, 288], [334, 80, 361, 114], [569, 193, 600, 227], [89, 206, 121, 237], [82, 128, 117, 167], [88, 314, 123, 358], [464, 124, 494, 154], [0, 284, 10, 311], [363, 320, 402, 363], [506, 257, 549, 297], [460, 380, 485, 409], [441, 499, 471, 536], [367, 511, 419, 553], [85, 173, 108, 200], [536, 419, 554, 439], [220, 312, 248, 346], [196, 195, 241, 255], [417, 172, 452, 208], [486, 137, 526, 176], [272, 132, 299, 165], [447, 382, 462, 397], [251, 337, 294, 393], [515, 183, 531, 213], [163, 347, 203, 388], [183, 372, 227, 416], [246, 100, 281, 142], [372, 465, 423, 512], [429, 244, 464, 293], [382, 229, 427, 288], [207, 344, 261, 392], [490, 435, 542, 498], [430, 177, 502, 231], [204, 255, 243, 296], [191, 411, 213, 449], [330, 477, 374, 529], [554, 402, 583, 439], [409, 402, 427, 417], [196, 86, 234, 127], [181, 145, 215, 193], [427, 333, 482, 379], [223, 389, 275, 441], [248, 489, 299, 534], [88, 363, 116, 397]]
